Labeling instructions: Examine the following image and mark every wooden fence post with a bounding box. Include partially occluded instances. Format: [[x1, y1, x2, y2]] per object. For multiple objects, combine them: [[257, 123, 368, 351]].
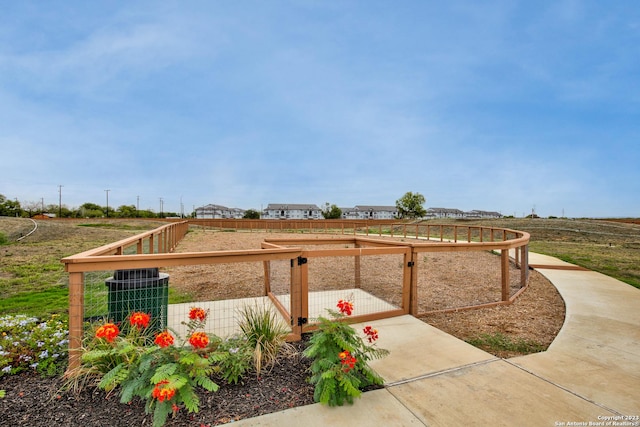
[[501, 249, 510, 301], [66, 272, 84, 375], [520, 245, 529, 287], [354, 242, 361, 288]]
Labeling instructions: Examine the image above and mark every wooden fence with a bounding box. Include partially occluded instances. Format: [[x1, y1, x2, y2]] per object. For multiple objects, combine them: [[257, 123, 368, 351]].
[[62, 219, 529, 372]]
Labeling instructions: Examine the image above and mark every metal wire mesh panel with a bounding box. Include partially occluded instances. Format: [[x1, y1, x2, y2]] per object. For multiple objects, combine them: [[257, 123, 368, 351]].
[[83, 269, 168, 340], [83, 261, 294, 342], [358, 252, 405, 309], [83, 270, 114, 321], [305, 250, 405, 322], [165, 261, 282, 338], [416, 250, 522, 313], [267, 258, 293, 312]]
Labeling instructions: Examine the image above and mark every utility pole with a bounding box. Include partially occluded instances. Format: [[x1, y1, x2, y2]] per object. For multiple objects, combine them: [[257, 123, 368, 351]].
[[58, 185, 63, 218], [105, 189, 110, 218], [159, 197, 164, 218], [136, 195, 140, 217]]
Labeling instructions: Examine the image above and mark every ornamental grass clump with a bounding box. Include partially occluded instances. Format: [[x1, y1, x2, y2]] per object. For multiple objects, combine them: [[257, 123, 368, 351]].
[[303, 299, 389, 406], [76, 309, 219, 427], [238, 302, 291, 376]]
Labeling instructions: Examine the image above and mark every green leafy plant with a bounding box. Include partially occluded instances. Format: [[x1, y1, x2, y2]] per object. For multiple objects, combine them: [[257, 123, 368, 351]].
[[238, 302, 291, 376], [75, 308, 219, 427], [303, 299, 389, 406], [0, 314, 68, 378], [209, 335, 253, 384]]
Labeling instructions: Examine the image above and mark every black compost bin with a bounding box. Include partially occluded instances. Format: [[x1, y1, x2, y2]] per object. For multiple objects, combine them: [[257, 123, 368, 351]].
[[105, 268, 169, 332]]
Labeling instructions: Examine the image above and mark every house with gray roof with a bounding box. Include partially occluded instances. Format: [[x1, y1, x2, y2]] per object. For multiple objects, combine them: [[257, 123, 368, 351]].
[[195, 204, 245, 219], [262, 204, 322, 220], [341, 205, 398, 220]]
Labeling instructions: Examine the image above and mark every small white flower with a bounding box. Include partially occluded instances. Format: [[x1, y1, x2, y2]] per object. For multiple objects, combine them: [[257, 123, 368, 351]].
[[2, 366, 11, 373]]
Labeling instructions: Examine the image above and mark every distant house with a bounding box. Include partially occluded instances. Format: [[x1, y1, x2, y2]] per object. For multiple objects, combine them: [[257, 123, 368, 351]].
[[195, 204, 245, 219], [425, 208, 502, 219], [426, 208, 465, 219], [463, 210, 503, 219], [262, 204, 322, 220], [341, 205, 398, 220]]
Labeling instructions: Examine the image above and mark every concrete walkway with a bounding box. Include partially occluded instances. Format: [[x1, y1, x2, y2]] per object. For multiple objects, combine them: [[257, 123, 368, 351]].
[[231, 252, 640, 426]]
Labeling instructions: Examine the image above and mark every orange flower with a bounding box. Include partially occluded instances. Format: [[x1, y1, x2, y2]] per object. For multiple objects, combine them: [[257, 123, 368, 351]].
[[189, 307, 207, 322], [95, 323, 119, 342], [129, 312, 151, 329], [338, 350, 356, 372], [337, 299, 354, 316], [154, 331, 174, 348], [151, 380, 176, 402], [189, 332, 209, 349]]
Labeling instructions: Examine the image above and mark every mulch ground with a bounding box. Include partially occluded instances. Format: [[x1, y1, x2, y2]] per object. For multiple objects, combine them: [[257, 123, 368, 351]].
[[0, 341, 315, 427]]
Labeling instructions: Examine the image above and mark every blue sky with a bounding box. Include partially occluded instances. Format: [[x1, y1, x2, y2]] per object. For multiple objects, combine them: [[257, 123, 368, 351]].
[[1, 1, 638, 218]]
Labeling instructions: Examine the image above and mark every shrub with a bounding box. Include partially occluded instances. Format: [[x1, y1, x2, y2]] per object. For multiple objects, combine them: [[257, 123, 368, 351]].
[[210, 335, 253, 384], [303, 299, 389, 406], [0, 314, 68, 378], [75, 309, 219, 427]]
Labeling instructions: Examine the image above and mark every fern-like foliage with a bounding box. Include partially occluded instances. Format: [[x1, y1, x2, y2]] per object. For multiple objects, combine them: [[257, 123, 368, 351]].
[[303, 305, 389, 406], [98, 363, 129, 392]]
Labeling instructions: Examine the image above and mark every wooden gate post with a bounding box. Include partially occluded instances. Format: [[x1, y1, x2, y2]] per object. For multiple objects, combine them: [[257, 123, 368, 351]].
[[289, 258, 302, 339], [289, 255, 308, 339], [409, 249, 418, 315]]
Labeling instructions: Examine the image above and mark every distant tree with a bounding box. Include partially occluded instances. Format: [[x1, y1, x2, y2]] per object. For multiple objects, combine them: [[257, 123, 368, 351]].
[[243, 209, 260, 219], [136, 209, 157, 218], [22, 200, 42, 217], [45, 203, 72, 218], [395, 192, 426, 219], [0, 194, 22, 217], [79, 202, 105, 218], [116, 205, 138, 218], [321, 203, 342, 219]]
